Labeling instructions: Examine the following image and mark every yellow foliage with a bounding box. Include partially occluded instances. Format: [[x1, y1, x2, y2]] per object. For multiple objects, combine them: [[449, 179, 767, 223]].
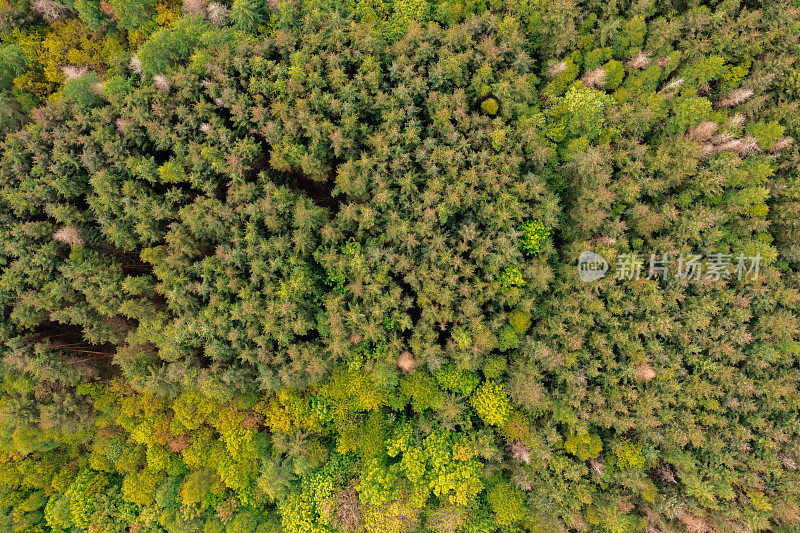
[[156, 0, 182, 26], [499, 410, 532, 443], [261, 396, 294, 433], [12, 32, 52, 100], [451, 436, 474, 461], [746, 488, 773, 512], [40, 20, 124, 84], [320, 368, 389, 418], [122, 468, 164, 507], [173, 389, 218, 431], [181, 427, 215, 470], [215, 404, 258, 459], [257, 389, 320, 433], [362, 496, 422, 533]]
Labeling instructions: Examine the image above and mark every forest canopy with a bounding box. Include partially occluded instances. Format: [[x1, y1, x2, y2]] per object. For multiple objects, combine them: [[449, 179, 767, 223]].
[[0, 0, 800, 531]]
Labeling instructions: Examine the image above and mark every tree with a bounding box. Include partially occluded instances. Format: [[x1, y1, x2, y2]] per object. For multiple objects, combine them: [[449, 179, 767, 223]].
[[229, 0, 268, 33], [109, 0, 155, 31]]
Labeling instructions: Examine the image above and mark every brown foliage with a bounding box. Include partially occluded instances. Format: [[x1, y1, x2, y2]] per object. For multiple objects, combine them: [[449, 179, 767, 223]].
[[627, 52, 650, 70], [32, 0, 72, 23], [588, 457, 604, 477], [99, 1, 118, 22], [215, 497, 240, 524], [718, 88, 753, 108], [242, 412, 262, 429], [167, 434, 191, 452], [397, 351, 416, 373], [507, 441, 531, 464], [655, 463, 677, 484], [688, 121, 718, 141], [547, 60, 567, 79], [581, 67, 606, 90], [182, 0, 208, 15], [635, 363, 656, 382], [333, 484, 363, 532], [207, 1, 229, 26], [678, 511, 715, 533]]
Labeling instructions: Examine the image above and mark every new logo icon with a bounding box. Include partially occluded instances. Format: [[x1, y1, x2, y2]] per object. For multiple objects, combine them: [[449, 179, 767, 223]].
[[578, 251, 609, 282]]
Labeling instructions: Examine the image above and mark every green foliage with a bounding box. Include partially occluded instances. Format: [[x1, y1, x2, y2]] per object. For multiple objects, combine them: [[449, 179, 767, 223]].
[[746, 120, 785, 150], [434, 367, 479, 396], [487, 480, 527, 526], [546, 58, 579, 96], [137, 16, 214, 75], [423, 430, 483, 506], [63, 470, 103, 529], [121, 467, 164, 506], [230, 0, 269, 33], [602, 59, 625, 90], [0, 44, 27, 90], [670, 95, 712, 134], [74, 0, 114, 31], [110, 0, 156, 31], [495, 325, 519, 351], [181, 467, 226, 509], [258, 458, 295, 502], [0, 2, 799, 531], [60, 71, 102, 107], [563, 84, 613, 139], [359, 458, 400, 506], [399, 371, 441, 413]]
